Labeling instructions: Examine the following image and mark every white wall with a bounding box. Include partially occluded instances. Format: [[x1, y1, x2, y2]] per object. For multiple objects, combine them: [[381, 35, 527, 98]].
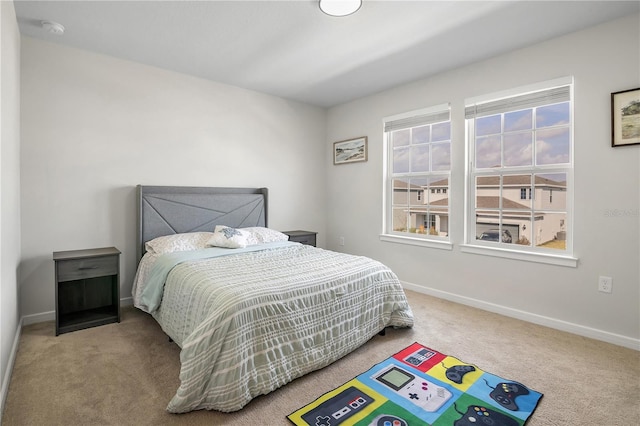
[[15, 11, 640, 351], [326, 15, 640, 348], [20, 38, 327, 318], [0, 0, 21, 415]]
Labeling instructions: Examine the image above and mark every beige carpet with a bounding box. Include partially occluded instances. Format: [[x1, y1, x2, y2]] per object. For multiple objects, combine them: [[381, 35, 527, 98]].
[[3, 290, 639, 425]]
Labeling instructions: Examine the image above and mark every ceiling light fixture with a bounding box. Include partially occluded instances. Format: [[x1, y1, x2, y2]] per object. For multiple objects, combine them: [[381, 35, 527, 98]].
[[41, 20, 65, 35], [319, 0, 362, 17]]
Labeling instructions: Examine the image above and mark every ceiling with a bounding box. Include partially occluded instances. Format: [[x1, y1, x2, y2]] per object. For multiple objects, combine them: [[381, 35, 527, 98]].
[[14, 0, 640, 108]]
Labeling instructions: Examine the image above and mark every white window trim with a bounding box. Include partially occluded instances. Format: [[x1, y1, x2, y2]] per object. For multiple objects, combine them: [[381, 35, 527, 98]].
[[463, 76, 578, 267], [379, 233, 454, 250], [459, 244, 578, 267]]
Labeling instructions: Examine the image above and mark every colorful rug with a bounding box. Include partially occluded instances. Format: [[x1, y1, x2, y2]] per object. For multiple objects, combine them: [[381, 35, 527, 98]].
[[288, 342, 542, 426]]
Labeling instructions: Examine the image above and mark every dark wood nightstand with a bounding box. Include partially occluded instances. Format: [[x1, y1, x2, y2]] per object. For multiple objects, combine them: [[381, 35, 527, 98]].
[[283, 230, 317, 247], [53, 247, 121, 335]]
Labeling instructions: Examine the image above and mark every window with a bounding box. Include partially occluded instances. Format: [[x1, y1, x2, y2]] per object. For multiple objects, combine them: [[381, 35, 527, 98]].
[[382, 104, 451, 248], [465, 77, 574, 261], [520, 187, 532, 200]]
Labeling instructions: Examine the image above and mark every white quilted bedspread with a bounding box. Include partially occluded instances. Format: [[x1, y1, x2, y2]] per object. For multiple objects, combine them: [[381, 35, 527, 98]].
[[133, 242, 414, 413]]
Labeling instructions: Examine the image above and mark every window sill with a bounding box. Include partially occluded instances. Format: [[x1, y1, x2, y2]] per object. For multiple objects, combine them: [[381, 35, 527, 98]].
[[460, 244, 578, 267], [379, 234, 453, 251]]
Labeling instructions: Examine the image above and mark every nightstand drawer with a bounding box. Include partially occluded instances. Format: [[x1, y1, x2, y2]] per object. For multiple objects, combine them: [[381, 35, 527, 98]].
[[56, 256, 118, 282]]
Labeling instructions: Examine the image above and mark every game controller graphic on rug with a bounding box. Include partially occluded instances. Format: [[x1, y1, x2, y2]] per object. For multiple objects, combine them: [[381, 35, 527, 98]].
[[485, 380, 531, 411], [368, 414, 408, 426], [441, 362, 476, 384], [453, 404, 519, 426], [299, 385, 373, 426], [402, 347, 436, 367]]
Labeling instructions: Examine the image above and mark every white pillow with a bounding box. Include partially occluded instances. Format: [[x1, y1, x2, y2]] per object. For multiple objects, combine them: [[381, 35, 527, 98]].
[[145, 232, 214, 255], [241, 227, 289, 244], [207, 225, 250, 249]]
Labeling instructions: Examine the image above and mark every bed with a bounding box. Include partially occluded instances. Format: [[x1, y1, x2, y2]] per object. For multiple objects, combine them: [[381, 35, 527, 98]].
[[132, 185, 414, 413]]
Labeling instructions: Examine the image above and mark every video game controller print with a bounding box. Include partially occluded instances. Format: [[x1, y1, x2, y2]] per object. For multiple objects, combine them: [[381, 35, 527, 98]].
[[489, 381, 530, 411], [454, 405, 519, 426], [442, 362, 476, 384]]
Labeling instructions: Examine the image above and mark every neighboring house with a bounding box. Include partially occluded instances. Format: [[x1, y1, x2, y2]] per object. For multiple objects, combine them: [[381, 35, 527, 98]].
[[475, 175, 567, 246], [393, 175, 566, 245], [392, 178, 449, 236]]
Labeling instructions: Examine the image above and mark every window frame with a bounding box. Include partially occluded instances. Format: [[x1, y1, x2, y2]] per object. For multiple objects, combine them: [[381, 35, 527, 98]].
[[381, 104, 453, 251], [462, 77, 577, 267]]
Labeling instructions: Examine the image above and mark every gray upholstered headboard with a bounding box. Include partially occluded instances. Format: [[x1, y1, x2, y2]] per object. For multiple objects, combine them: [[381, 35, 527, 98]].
[[136, 185, 268, 263]]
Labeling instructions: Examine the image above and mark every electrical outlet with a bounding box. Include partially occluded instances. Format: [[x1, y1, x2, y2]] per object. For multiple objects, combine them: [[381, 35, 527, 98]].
[[339, 236, 345, 246], [598, 276, 613, 293]]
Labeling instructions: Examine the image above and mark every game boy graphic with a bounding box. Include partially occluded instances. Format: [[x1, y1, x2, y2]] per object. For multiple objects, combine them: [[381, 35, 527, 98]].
[[372, 365, 452, 412]]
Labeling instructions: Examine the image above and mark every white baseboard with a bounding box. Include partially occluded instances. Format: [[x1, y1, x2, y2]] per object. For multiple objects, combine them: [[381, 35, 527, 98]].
[[21, 310, 54, 326], [402, 281, 640, 351], [22, 297, 134, 326], [0, 317, 23, 424]]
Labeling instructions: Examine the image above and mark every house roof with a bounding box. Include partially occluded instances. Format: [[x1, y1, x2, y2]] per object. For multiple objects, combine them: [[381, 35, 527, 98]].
[[393, 178, 449, 190], [477, 175, 566, 188], [476, 196, 529, 210], [408, 196, 528, 211]]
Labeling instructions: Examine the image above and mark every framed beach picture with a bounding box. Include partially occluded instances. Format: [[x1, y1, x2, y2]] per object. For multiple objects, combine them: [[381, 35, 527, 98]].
[[333, 136, 368, 165], [611, 88, 640, 147]]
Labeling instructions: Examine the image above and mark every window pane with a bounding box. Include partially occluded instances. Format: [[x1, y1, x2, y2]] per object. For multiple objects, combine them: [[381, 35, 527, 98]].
[[503, 174, 532, 209], [497, 220, 516, 244], [475, 135, 501, 168], [428, 176, 449, 207], [534, 173, 567, 211], [514, 220, 532, 246], [536, 102, 570, 128], [392, 129, 410, 147], [536, 127, 570, 165], [392, 178, 410, 206], [408, 177, 429, 207], [432, 122, 451, 141], [534, 212, 567, 250], [476, 114, 501, 136], [431, 142, 451, 171], [392, 207, 409, 232], [406, 209, 428, 234], [410, 145, 430, 173], [429, 207, 449, 236], [412, 125, 430, 144], [393, 147, 410, 173], [475, 175, 500, 209], [503, 132, 532, 167], [475, 216, 501, 242], [505, 109, 532, 132]]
